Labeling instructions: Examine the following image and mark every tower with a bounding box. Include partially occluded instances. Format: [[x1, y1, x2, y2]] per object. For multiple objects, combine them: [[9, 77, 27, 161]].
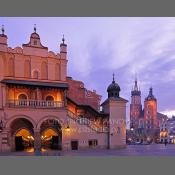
[[60, 35, 67, 60], [0, 25, 8, 52], [144, 87, 158, 129], [130, 78, 142, 130], [101, 74, 128, 149]]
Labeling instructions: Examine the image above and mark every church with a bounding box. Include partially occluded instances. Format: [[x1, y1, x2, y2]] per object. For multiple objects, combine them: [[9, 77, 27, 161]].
[[0, 25, 127, 152], [129, 78, 167, 143]]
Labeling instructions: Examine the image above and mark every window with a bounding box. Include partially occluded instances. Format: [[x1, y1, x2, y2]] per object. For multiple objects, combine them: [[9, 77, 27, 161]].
[[88, 139, 98, 148], [18, 94, 27, 100], [34, 40, 37, 45], [33, 70, 39, 79], [46, 96, 54, 101], [18, 94, 28, 106]]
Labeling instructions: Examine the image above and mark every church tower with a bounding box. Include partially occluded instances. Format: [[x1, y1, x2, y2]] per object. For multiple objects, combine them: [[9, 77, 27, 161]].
[[130, 78, 142, 130], [101, 74, 128, 149], [144, 87, 158, 129]]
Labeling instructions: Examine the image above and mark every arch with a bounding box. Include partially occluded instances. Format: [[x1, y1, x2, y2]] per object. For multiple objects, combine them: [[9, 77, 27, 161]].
[[41, 61, 48, 79], [55, 63, 60, 80], [5, 115, 36, 129], [46, 95, 54, 101], [36, 116, 63, 129], [8, 57, 15, 76], [18, 93, 28, 100], [32, 70, 39, 79], [24, 60, 31, 78]]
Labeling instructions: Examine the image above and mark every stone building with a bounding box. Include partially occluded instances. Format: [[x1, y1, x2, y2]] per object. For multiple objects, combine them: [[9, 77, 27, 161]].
[[0, 26, 128, 152]]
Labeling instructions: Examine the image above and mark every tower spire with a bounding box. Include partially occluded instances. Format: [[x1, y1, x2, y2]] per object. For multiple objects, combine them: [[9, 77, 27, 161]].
[[1, 25, 4, 35], [62, 34, 65, 44], [112, 73, 115, 83], [34, 24, 36, 33]]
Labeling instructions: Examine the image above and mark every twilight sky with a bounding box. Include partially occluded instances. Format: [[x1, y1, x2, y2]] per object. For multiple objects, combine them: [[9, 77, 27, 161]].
[[0, 17, 175, 119]]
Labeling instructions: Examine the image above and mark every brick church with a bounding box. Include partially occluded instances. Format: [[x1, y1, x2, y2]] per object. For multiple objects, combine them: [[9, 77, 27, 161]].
[[0, 25, 128, 152], [130, 78, 167, 143]]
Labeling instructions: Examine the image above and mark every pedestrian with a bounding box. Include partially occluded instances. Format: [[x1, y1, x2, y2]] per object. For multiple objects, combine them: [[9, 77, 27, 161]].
[[164, 141, 167, 146]]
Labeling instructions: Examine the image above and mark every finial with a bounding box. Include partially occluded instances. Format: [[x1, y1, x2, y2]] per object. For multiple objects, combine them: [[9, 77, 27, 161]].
[[112, 73, 115, 82], [34, 24, 36, 33], [1, 25, 4, 35], [62, 34, 65, 44]]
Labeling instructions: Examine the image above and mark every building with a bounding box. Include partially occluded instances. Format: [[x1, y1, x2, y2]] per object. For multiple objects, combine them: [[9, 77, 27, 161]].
[[160, 116, 175, 144], [0, 26, 128, 152], [129, 79, 167, 143]]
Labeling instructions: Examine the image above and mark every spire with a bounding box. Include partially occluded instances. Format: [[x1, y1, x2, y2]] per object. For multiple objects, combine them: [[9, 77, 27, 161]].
[[112, 73, 115, 83], [62, 34, 65, 44], [149, 87, 153, 95], [34, 24, 36, 33], [134, 78, 138, 91], [1, 25, 4, 35]]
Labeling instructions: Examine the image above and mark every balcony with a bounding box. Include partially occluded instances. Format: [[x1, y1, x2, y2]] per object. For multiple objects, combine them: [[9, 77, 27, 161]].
[[6, 99, 65, 109]]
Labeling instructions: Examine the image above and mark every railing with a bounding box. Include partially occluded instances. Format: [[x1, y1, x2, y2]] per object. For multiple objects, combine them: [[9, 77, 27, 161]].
[[6, 100, 64, 108], [67, 110, 108, 133]]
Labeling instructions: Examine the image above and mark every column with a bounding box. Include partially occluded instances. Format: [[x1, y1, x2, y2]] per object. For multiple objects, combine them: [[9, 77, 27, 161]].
[[34, 129, 41, 152], [1, 129, 10, 152], [2, 84, 6, 107]]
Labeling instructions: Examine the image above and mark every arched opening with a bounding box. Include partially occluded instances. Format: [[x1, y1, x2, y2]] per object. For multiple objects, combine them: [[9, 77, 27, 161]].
[[40, 119, 62, 151], [15, 128, 34, 152], [18, 93, 28, 100], [46, 95, 54, 107], [10, 118, 34, 152], [18, 93, 28, 106]]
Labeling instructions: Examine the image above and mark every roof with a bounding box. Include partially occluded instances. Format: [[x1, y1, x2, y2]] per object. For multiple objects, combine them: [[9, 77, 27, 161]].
[[101, 97, 128, 106], [67, 97, 108, 118], [1, 79, 68, 89]]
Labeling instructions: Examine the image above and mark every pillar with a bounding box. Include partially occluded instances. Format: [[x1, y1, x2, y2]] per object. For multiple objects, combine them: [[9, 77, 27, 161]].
[[34, 129, 41, 151]]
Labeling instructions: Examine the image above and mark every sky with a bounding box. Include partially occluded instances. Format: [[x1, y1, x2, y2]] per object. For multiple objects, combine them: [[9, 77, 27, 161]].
[[0, 17, 175, 120]]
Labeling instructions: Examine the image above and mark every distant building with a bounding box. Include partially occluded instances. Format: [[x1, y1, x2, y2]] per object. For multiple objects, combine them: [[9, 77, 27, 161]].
[[160, 116, 175, 143], [129, 79, 168, 143]]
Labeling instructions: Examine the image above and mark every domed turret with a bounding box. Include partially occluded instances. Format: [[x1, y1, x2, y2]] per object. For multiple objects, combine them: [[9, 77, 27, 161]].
[[145, 87, 156, 101], [107, 73, 120, 98]]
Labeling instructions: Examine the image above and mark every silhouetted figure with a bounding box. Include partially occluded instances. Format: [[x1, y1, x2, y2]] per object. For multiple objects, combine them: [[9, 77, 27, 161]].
[[164, 141, 167, 146]]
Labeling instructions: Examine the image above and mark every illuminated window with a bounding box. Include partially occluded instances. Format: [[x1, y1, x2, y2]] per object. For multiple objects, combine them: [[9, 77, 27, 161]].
[[46, 95, 54, 101], [18, 94, 27, 100]]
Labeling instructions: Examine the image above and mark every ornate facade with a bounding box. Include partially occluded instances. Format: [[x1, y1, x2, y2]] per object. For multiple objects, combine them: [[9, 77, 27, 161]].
[[0, 26, 127, 152]]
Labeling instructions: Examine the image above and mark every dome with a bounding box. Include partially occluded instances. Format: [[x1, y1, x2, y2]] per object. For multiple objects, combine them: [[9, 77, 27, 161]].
[[30, 32, 40, 39], [145, 87, 156, 101], [107, 74, 120, 98], [107, 81, 120, 92]]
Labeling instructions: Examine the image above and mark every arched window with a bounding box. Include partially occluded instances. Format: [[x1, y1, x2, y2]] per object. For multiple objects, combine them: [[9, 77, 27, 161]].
[[18, 94, 27, 100], [18, 94, 28, 106], [8, 58, 14, 76], [46, 95, 54, 101], [24, 60, 31, 78], [55, 63, 60, 80], [33, 70, 39, 79], [41, 61, 48, 79]]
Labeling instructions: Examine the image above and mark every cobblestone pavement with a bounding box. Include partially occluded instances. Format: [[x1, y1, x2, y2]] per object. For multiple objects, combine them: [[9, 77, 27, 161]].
[[1, 144, 175, 156]]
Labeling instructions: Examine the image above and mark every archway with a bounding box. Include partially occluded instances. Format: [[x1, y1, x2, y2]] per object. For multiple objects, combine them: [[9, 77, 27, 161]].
[[10, 118, 34, 152], [40, 119, 62, 151]]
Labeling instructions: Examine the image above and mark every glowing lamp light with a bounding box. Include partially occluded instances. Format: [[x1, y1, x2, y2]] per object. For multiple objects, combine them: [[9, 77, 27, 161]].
[[65, 125, 70, 132]]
